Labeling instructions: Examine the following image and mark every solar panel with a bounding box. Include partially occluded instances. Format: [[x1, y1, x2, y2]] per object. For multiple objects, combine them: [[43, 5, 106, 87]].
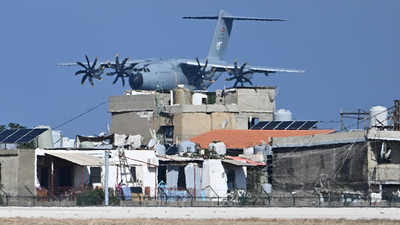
[[264, 121, 281, 130], [0, 129, 18, 143], [275, 121, 294, 130], [0, 128, 48, 144], [248, 121, 319, 130], [17, 129, 48, 143], [2, 129, 31, 143], [287, 121, 307, 130], [299, 121, 318, 130], [250, 121, 268, 130]]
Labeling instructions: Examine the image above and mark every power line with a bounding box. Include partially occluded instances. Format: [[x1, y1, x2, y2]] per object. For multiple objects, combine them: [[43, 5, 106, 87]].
[[53, 101, 109, 130]]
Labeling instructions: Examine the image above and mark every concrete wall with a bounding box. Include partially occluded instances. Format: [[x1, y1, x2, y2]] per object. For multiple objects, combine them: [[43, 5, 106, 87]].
[[110, 87, 276, 145], [111, 111, 154, 144], [216, 87, 276, 112], [109, 94, 169, 144], [0, 149, 36, 197]]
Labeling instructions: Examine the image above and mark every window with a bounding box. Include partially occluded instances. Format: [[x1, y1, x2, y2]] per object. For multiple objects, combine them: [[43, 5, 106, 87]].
[[130, 167, 137, 182], [177, 166, 186, 188], [90, 167, 101, 183], [248, 117, 259, 129], [163, 126, 174, 144]]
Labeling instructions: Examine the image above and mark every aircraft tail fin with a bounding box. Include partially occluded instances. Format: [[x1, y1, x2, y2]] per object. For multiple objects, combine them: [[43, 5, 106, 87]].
[[183, 10, 286, 60]]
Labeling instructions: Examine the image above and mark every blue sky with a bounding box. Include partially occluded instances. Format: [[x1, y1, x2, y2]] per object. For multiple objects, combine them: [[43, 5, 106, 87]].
[[0, 1, 399, 138]]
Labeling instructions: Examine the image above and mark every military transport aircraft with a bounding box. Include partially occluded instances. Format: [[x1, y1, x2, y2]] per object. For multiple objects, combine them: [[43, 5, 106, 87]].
[[59, 10, 305, 90]]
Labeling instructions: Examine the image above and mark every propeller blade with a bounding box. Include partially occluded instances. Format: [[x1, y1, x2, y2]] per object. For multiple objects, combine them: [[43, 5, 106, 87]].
[[85, 55, 90, 67], [112, 75, 119, 85], [81, 74, 88, 85], [88, 76, 95, 87], [75, 70, 86, 75], [76, 62, 87, 69], [91, 57, 98, 70], [121, 57, 129, 67]]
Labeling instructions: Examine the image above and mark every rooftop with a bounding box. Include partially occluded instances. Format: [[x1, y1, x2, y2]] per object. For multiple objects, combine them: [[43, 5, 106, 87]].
[[190, 129, 335, 149]]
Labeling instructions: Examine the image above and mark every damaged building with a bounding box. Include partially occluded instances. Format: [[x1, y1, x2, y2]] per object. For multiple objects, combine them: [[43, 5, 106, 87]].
[[109, 86, 277, 144], [270, 129, 400, 200]]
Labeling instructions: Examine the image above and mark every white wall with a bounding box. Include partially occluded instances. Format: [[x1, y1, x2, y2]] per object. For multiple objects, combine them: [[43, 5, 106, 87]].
[[202, 160, 227, 198]]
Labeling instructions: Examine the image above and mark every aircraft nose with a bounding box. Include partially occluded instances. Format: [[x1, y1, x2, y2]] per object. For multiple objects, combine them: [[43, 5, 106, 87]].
[[129, 73, 143, 89]]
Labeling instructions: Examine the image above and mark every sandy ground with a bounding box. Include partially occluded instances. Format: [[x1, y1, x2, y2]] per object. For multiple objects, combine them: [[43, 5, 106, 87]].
[[0, 206, 399, 220]]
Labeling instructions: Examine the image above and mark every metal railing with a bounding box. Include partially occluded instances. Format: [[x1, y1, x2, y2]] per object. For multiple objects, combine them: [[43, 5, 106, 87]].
[[1, 190, 399, 207]]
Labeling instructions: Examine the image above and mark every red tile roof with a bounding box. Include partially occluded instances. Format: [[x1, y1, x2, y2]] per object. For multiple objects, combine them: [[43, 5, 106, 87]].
[[190, 129, 335, 149]]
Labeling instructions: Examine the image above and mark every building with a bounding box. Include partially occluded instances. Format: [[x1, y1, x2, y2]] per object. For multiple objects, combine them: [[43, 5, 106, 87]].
[[270, 129, 400, 199], [109, 86, 277, 145]]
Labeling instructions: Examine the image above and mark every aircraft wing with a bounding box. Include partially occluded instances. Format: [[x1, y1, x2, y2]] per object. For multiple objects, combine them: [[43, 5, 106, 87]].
[[185, 61, 306, 74], [57, 59, 144, 68]]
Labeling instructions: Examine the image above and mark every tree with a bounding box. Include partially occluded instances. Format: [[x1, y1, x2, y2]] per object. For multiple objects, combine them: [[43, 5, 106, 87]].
[[0, 123, 26, 130]]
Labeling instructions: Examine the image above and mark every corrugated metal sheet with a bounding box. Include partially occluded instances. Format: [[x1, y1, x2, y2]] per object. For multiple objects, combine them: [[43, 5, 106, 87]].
[[225, 156, 266, 166], [222, 159, 258, 167], [44, 151, 104, 166]]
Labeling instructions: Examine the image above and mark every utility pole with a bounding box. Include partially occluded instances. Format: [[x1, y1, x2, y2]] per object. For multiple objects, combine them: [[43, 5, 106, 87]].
[[105, 150, 109, 206], [394, 100, 400, 131]]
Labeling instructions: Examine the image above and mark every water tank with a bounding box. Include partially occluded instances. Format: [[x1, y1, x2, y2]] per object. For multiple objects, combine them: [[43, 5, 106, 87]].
[[192, 92, 207, 105], [174, 86, 191, 105], [178, 140, 197, 155], [370, 106, 388, 128], [32, 126, 53, 148], [274, 109, 292, 121], [154, 144, 166, 156], [52, 130, 63, 148]]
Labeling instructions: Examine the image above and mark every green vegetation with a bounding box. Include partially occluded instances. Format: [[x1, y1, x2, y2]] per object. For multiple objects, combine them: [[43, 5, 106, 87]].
[[76, 188, 120, 206]]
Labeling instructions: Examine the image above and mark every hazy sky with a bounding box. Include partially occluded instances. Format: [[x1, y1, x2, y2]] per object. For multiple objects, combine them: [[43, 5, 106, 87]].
[[1, 1, 399, 138]]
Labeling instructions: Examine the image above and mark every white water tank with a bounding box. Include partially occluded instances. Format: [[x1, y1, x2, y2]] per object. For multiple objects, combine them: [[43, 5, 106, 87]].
[[32, 125, 53, 148], [370, 106, 388, 128], [274, 109, 292, 121], [192, 92, 207, 105]]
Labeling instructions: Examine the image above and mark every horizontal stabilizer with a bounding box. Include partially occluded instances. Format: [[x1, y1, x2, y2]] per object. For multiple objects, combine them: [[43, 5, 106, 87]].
[[183, 16, 286, 22]]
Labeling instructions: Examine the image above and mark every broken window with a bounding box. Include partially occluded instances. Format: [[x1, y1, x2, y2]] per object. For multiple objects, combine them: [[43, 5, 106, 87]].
[[90, 167, 101, 183], [130, 167, 137, 182], [248, 117, 259, 129], [227, 170, 235, 191], [177, 166, 186, 188], [163, 126, 174, 144], [373, 141, 400, 164]]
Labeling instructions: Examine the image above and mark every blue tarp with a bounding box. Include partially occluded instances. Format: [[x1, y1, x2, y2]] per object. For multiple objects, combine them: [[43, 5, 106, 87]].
[[121, 187, 132, 200]]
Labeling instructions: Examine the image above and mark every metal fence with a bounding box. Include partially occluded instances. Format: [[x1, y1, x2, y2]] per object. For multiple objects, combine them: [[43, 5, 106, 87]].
[[1, 193, 399, 207]]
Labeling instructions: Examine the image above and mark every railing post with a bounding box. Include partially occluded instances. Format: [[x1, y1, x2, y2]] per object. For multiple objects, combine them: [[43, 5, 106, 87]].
[[262, 187, 271, 207], [0, 187, 9, 206], [25, 186, 36, 206]]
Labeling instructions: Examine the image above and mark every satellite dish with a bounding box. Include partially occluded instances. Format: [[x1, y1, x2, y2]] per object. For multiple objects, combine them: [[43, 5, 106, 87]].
[[148, 138, 157, 149], [221, 119, 229, 129]]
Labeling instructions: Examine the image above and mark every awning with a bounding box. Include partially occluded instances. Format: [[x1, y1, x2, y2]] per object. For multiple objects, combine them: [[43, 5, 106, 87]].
[[222, 159, 258, 167], [44, 151, 104, 166], [224, 156, 266, 166]]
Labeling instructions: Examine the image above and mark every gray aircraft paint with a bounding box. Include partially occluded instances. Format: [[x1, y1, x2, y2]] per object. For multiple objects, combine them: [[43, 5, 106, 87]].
[[59, 10, 305, 91]]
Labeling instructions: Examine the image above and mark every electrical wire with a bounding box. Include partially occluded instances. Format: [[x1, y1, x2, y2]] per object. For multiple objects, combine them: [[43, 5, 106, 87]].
[[53, 101, 109, 130]]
